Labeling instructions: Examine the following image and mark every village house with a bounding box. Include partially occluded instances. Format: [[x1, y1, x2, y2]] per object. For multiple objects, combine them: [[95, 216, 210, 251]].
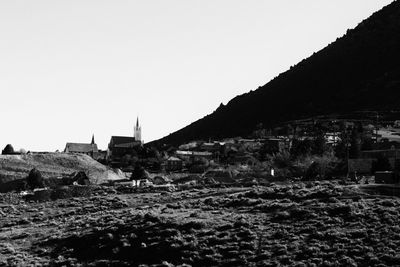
[[324, 132, 341, 146], [199, 142, 224, 161], [165, 156, 183, 172], [178, 141, 200, 150], [175, 150, 213, 164], [64, 135, 99, 159]]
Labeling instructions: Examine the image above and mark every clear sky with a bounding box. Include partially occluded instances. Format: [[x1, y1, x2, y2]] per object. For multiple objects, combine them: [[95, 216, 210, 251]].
[[0, 0, 393, 151]]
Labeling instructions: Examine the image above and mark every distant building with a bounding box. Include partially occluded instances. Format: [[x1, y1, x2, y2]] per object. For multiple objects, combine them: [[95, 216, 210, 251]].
[[325, 132, 341, 146], [176, 150, 213, 163], [107, 118, 143, 165], [107, 136, 141, 159], [166, 156, 183, 172], [64, 135, 99, 158], [178, 142, 199, 150]]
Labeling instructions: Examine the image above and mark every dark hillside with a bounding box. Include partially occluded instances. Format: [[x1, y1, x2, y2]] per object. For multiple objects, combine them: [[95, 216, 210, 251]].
[[154, 0, 400, 146]]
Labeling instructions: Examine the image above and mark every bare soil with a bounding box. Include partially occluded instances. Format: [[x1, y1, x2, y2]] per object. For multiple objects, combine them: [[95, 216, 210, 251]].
[[0, 153, 122, 189], [1, 182, 400, 266]]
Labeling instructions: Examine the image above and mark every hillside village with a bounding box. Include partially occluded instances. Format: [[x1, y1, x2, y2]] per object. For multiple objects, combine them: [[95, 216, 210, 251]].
[[2, 113, 400, 193], [2, 1, 400, 265], [2, 113, 400, 266]]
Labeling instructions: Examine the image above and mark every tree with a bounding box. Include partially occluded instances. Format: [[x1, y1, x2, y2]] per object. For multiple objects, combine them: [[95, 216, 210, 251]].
[[305, 161, 320, 180], [349, 127, 362, 158], [2, 144, 14, 155], [303, 153, 339, 180], [27, 168, 44, 189], [312, 133, 327, 155], [290, 138, 313, 158]]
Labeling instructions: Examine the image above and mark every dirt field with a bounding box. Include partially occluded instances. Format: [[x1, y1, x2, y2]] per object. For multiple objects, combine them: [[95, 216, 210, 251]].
[[1, 182, 400, 266], [0, 153, 122, 187]]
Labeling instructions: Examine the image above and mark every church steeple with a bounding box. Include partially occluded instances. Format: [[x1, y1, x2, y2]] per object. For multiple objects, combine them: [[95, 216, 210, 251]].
[[91, 134, 95, 145], [134, 117, 142, 142]]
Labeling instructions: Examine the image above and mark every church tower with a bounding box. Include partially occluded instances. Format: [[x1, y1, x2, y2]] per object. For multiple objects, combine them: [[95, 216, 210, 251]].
[[134, 117, 142, 142]]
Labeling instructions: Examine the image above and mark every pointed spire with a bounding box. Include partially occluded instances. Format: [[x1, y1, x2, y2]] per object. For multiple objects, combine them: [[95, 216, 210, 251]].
[[91, 134, 95, 145], [134, 116, 142, 142]]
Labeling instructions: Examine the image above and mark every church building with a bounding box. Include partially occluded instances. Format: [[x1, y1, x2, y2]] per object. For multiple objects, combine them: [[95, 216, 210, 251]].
[[64, 135, 99, 159], [107, 117, 143, 164]]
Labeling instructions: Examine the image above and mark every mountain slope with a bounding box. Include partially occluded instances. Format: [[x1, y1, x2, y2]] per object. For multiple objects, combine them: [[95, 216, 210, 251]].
[[155, 1, 400, 146]]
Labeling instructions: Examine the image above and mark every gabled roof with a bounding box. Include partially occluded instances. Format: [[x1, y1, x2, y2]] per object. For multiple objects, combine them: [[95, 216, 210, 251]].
[[110, 136, 137, 145], [65, 143, 98, 153], [167, 156, 182, 161], [176, 150, 213, 156]]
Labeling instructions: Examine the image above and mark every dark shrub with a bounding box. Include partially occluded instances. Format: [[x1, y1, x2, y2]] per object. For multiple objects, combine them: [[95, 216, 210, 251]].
[[27, 168, 45, 189], [72, 171, 90, 185], [2, 144, 14, 155], [130, 163, 149, 186], [305, 162, 320, 180], [372, 155, 392, 172]]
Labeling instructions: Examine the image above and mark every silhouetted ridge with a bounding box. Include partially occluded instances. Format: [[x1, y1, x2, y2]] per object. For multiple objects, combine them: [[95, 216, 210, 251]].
[[155, 0, 400, 145]]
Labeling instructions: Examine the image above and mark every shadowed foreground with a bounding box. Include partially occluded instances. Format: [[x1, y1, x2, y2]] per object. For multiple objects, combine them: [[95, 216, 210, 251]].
[[1, 182, 400, 266]]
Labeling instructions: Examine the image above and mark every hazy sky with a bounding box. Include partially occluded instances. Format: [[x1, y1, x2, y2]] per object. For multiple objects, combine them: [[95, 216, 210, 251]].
[[0, 0, 393, 151]]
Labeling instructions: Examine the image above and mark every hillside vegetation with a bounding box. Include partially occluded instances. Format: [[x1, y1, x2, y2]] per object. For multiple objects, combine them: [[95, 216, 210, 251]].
[[0, 153, 122, 188], [156, 0, 400, 145]]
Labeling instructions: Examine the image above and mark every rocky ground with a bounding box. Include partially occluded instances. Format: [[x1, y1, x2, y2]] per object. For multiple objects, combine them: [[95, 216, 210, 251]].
[[1, 182, 400, 266], [0, 153, 122, 189]]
